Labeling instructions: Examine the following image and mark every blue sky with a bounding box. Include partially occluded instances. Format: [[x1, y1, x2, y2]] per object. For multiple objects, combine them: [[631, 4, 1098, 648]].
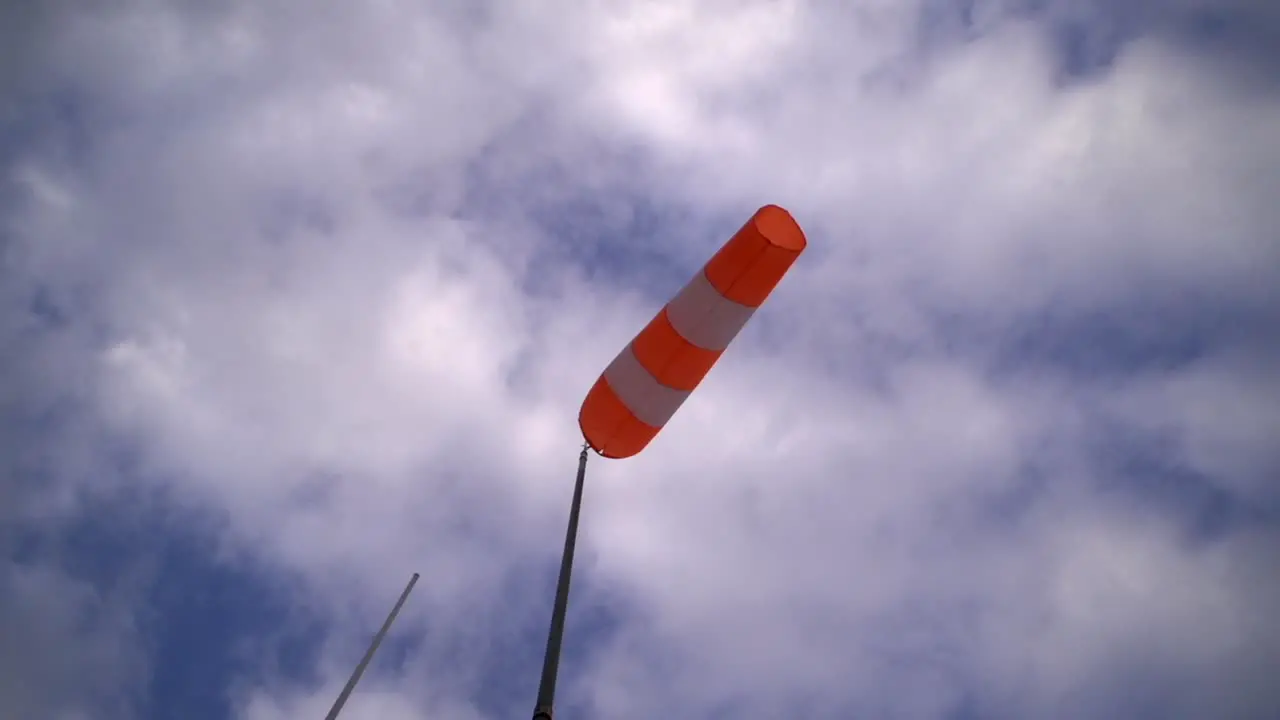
[[2, 1, 1279, 719]]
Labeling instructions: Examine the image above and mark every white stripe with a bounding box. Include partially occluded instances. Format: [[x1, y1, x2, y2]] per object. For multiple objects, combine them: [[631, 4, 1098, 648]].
[[664, 271, 756, 351], [602, 345, 691, 428]]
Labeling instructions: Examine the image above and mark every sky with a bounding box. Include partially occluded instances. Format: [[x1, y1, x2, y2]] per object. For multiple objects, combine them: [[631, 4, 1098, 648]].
[[2, 1, 1279, 719]]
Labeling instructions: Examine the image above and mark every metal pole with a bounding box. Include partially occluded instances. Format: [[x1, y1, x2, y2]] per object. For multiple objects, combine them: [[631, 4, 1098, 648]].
[[532, 445, 591, 720], [325, 572, 420, 720]]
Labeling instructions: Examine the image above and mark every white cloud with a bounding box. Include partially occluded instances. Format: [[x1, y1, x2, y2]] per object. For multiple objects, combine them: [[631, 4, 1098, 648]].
[[0, 557, 145, 720], [2, 1, 1278, 719]]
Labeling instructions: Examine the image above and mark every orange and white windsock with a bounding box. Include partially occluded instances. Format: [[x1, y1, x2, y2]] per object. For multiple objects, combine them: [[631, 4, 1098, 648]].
[[578, 204, 808, 459]]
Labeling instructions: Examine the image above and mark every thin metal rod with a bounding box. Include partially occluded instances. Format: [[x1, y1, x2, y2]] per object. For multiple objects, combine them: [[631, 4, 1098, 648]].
[[325, 572, 420, 720], [532, 445, 591, 720]]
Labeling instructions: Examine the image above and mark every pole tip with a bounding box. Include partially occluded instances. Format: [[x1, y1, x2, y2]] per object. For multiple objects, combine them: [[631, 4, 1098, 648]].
[[411, 572, 421, 580]]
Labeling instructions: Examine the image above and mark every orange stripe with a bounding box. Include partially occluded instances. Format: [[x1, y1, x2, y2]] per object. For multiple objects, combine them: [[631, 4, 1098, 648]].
[[631, 310, 724, 391], [578, 376, 661, 459], [704, 205, 806, 307]]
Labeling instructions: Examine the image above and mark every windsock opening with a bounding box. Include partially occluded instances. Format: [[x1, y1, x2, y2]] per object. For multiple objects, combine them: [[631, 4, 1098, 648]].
[[754, 204, 807, 252]]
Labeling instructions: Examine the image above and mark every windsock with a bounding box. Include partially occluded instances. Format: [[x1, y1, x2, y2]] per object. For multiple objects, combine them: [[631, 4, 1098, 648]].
[[579, 204, 808, 458]]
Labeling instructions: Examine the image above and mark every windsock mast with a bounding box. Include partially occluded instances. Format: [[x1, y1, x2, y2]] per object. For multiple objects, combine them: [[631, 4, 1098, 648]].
[[531, 444, 591, 720]]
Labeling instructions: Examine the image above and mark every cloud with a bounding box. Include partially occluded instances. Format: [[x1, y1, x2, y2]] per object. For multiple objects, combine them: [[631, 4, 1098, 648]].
[[2, 1, 1277, 719], [0, 557, 145, 720]]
